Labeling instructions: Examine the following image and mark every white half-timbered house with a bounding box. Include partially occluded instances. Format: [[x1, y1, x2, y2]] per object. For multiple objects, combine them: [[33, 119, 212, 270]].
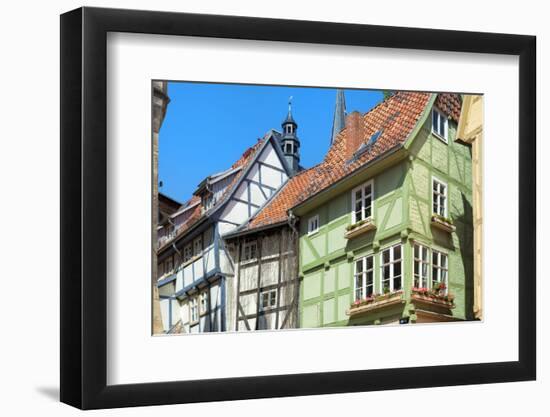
[[222, 91, 346, 331], [156, 110, 300, 333]]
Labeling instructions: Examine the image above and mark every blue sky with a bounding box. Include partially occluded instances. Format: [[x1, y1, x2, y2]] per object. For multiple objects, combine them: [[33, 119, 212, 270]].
[[158, 82, 383, 203]]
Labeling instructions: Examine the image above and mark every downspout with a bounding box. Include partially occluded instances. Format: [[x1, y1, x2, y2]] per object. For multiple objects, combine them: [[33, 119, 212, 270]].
[[287, 210, 300, 328]]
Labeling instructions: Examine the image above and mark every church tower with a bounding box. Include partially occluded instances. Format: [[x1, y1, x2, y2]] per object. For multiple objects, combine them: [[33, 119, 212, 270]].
[[281, 98, 300, 174], [330, 89, 346, 146]]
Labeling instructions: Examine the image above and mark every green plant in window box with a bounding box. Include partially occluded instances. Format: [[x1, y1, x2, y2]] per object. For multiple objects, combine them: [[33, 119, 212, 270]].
[[345, 217, 372, 232], [432, 213, 454, 225]]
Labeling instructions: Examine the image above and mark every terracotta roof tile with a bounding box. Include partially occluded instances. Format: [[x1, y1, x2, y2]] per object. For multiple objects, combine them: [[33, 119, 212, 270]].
[[241, 92, 460, 232], [435, 93, 461, 123], [247, 166, 318, 229]]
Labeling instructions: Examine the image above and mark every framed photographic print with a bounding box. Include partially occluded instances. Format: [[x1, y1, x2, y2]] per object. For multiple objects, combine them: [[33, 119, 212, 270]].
[[60, 6, 536, 410]]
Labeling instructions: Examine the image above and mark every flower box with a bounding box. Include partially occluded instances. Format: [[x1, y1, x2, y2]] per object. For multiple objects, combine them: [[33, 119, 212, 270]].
[[431, 214, 456, 233], [411, 287, 455, 309], [344, 218, 376, 239], [347, 290, 404, 317]]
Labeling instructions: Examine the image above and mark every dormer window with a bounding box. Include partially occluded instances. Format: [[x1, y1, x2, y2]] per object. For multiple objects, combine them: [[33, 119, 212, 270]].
[[203, 193, 213, 211], [432, 108, 448, 143]]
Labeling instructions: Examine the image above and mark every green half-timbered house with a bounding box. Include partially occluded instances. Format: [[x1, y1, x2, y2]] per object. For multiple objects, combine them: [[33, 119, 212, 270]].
[[291, 92, 474, 326]]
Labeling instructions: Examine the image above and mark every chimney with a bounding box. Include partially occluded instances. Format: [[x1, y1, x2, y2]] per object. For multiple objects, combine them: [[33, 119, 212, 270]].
[[345, 111, 364, 161]]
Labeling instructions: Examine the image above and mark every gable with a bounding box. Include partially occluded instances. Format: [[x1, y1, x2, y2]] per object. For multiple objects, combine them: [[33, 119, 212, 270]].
[[218, 137, 289, 235]]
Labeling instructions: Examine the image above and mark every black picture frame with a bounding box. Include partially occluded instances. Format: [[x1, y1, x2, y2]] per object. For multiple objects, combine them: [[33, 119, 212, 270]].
[[60, 6, 536, 410]]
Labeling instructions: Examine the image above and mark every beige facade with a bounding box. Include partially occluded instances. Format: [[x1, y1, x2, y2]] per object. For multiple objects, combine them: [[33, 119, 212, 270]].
[[456, 94, 483, 320]]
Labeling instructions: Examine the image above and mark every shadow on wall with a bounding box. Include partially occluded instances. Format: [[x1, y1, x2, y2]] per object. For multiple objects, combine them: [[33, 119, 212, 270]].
[[456, 192, 474, 320]]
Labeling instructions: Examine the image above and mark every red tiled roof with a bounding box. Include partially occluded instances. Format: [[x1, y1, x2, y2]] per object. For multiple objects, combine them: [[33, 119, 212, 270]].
[[240, 92, 461, 232], [247, 166, 319, 229], [435, 93, 461, 123]]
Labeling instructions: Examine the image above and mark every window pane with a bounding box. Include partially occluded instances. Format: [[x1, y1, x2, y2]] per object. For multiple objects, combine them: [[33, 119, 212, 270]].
[[356, 260, 363, 273], [355, 190, 363, 203], [364, 206, 371, 219], [383, 265, 390, 280], [355, 203, 362, 221], [394, 245, 401, 260], [366, 270, 373, 286], [383, 250, 390, 264], [366, 256, 373, 270], [432, 110, 438, 131], [366, 284, 373, 297], [394, 261, 401, 278], [394, 276, 402, 291], [421, 263, 428, 281]]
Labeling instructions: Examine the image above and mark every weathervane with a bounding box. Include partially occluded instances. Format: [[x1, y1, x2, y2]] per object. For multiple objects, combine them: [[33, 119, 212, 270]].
[[288, 96, 293, 112]]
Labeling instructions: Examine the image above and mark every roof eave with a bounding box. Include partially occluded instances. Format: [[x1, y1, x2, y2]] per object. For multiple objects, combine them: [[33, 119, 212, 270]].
[[291, 145, 408, 216], [292, 94, 435, 217], [223, 220, 288, 239]]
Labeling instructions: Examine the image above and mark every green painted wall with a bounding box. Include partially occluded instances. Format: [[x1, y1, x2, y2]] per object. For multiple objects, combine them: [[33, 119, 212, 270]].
[[299, 104, 474, 327], [407, 114, 474, 320]]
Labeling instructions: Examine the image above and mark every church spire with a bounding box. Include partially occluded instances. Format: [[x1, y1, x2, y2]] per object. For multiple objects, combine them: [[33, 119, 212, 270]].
[[281, 96, 300, 175], [330, 89, 346, 145]]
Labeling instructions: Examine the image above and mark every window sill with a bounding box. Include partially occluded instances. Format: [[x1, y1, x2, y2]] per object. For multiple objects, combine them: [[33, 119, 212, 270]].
[[347, 290, 404, 317], [431, 215, 456, 233], [432, 131, 449, 144], [344, 218, 376, 239]]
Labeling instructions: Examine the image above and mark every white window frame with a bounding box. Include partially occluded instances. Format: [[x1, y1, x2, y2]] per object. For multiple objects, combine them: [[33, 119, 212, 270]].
[[199, 291, 209, 315], [241, 240, 258, 261], [413, 243, 430, 289], [260, 289, 277, 311], [380, 243, 403, 292], [432, 249, 449, 294], [351, 179, 374, 224], [193, 236, 202, 257], [354, 254, 374, 301], [431, 107, 449, 143], [189, 297, 199, 324], [432, 177, 448, 217], [307, 215, 320, 235]]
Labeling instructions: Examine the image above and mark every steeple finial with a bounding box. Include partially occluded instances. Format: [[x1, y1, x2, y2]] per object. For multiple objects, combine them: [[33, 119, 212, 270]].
[[330, 89, 346, 145], [288, 96, 293, 113]]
